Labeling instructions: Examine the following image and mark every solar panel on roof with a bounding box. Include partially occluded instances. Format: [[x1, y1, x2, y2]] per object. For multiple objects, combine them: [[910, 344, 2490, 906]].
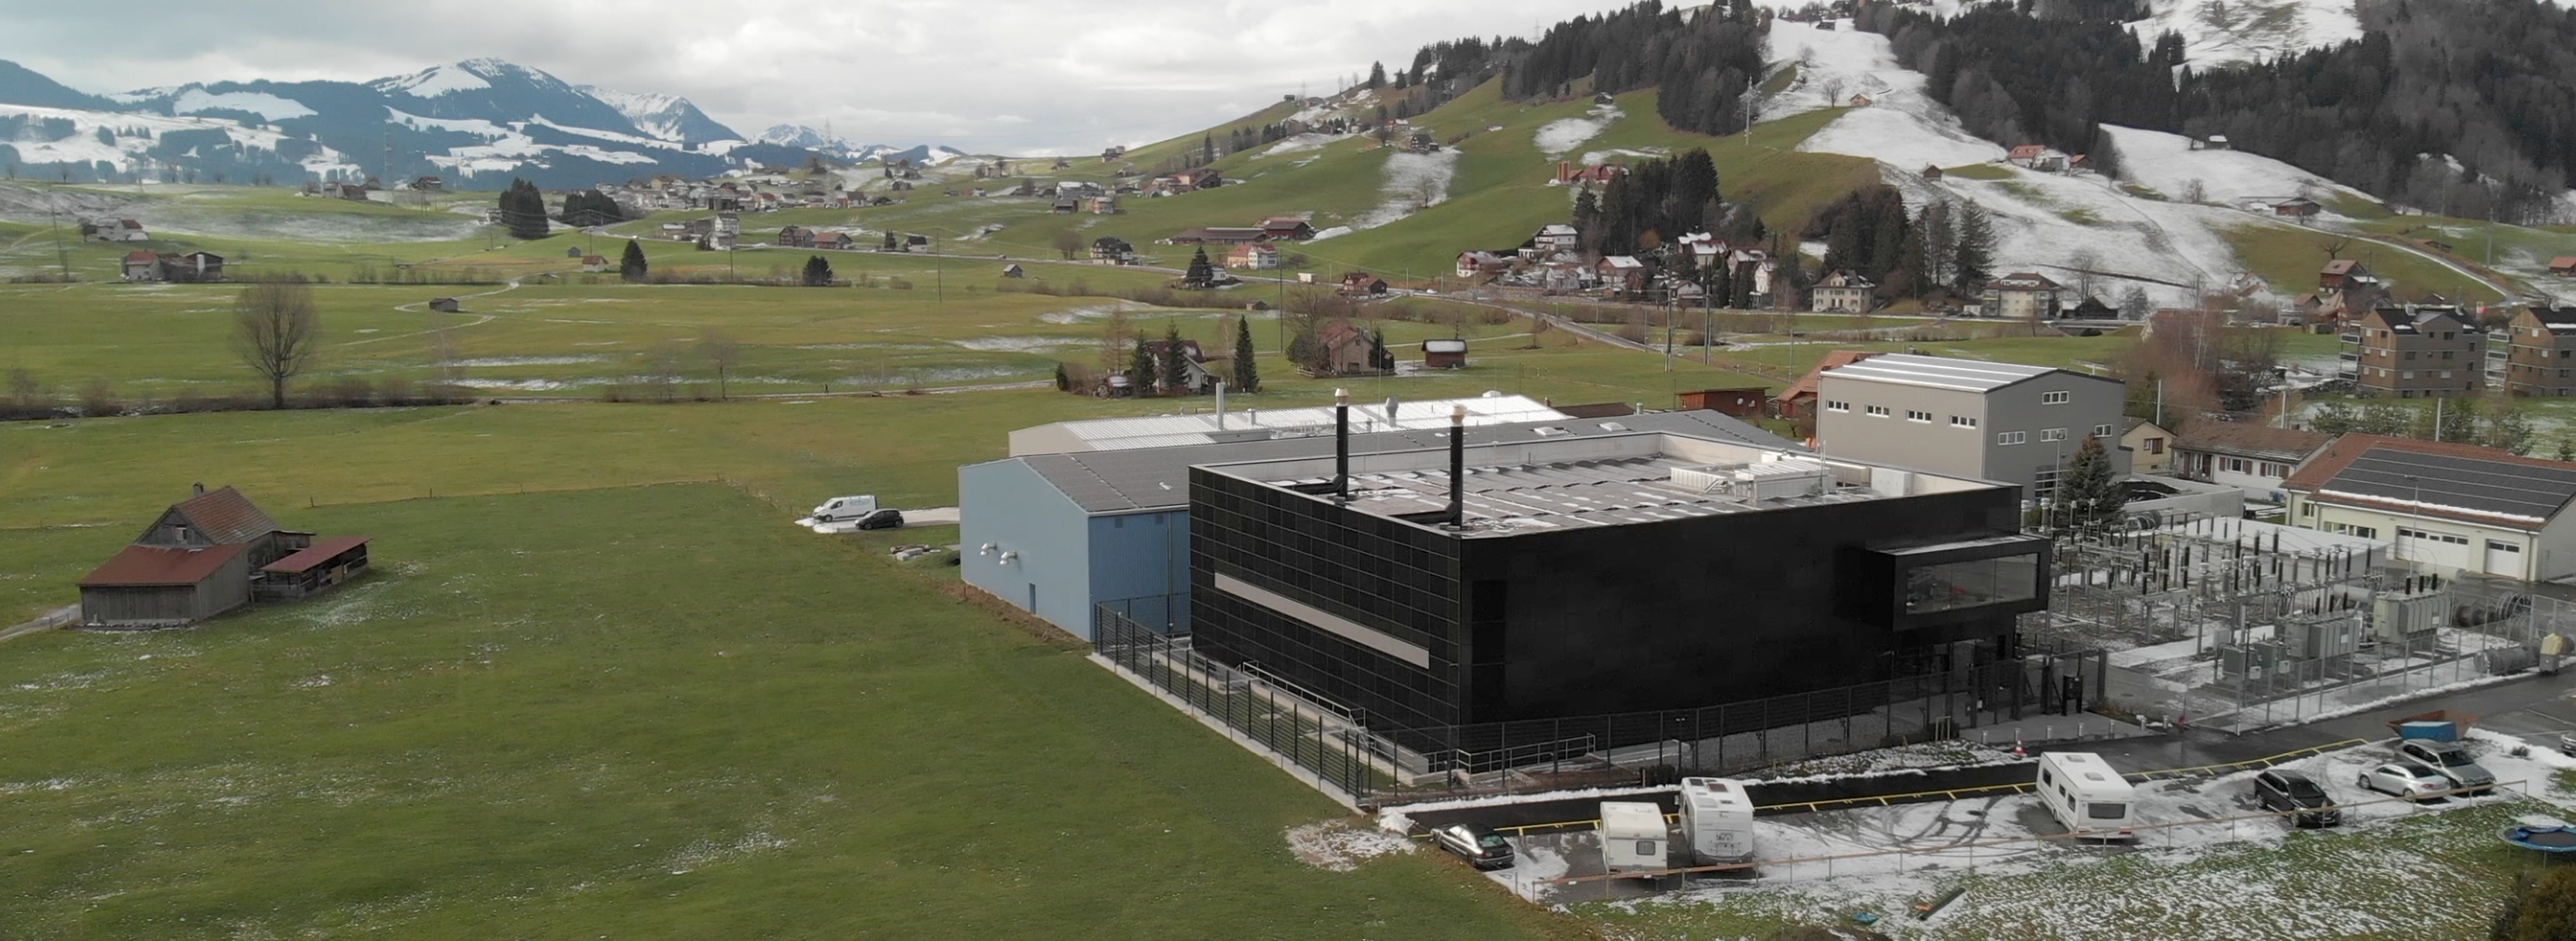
[[2322, 449, 2576, 522]]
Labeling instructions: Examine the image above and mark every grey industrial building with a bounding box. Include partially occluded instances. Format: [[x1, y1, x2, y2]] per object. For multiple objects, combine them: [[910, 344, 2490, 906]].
[[1814, 354, 2129, 501], [959, 407, 1798, 640]]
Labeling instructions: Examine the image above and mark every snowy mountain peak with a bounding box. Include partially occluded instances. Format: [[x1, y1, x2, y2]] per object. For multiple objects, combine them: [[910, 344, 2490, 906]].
[[581, 85, 741, 145], [376, 62, 495, 97], [758, 124, 851, 151]]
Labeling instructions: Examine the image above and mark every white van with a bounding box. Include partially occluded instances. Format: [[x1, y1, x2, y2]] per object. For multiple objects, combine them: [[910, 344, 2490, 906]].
[[2036, 751, 2138, 840], [810, 495, 878, 523], [1598, 801, 1670, 876], [1678, 777, 1758, 865]]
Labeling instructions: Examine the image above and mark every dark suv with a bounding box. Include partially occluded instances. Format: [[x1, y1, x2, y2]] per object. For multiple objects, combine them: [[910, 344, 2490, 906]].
[[2254, 769, 2341, 827]]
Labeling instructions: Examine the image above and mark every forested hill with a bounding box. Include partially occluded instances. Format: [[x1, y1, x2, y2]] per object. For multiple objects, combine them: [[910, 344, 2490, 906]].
[[1359, 0, 1770, 138], [1858, 0, 2576, 225]]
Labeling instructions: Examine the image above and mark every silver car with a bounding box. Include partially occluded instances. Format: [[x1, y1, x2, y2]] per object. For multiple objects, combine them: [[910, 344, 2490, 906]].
[[2359, 762, 2450, 801], [2393, 739, 2495, 795]]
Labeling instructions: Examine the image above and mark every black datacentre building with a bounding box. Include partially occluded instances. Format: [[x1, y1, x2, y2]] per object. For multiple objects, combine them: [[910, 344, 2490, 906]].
[[1187, 424, 2048, 750]]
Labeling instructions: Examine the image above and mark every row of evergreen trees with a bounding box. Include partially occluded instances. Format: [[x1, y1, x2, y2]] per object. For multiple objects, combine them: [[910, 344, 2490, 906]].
[[1808, 187, 1995, 297], [1373, 1, 1769, 135]]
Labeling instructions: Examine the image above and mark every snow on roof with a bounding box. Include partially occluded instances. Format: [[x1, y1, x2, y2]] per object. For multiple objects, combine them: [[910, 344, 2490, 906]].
[[1821, 353, 2064, 393], [1023, 394, 1568, 453]]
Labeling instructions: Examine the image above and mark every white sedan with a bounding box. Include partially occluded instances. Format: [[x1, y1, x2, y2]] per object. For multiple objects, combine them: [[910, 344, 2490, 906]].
[[2359, 762, 2450, 801]]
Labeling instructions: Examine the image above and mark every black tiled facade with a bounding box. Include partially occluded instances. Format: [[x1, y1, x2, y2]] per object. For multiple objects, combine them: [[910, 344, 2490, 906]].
[[1189, 467, 2043, 738]]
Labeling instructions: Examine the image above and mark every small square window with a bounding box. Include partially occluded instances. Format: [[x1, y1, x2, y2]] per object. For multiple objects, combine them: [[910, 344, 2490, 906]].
[[2041, 428, 2068, 442]]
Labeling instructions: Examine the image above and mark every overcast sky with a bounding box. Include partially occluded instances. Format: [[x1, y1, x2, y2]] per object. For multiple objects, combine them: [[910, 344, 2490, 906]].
[[1, 1, 1639, 153]]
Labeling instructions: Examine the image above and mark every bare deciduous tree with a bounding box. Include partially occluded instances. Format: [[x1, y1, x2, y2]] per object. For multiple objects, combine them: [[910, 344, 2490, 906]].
[[230, 280, 321, 408], [699, 331, 741, 400]]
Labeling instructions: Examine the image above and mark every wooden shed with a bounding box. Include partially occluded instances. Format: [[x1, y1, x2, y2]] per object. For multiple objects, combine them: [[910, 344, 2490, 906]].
[[255, 535, 373, 601], [429, 297, 461, 312], [1676, 386, 1770, 418], [1423, 338, 1468, 369]]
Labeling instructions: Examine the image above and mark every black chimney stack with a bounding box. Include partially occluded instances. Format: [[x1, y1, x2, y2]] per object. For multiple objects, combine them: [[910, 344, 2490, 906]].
[[1334, 388, 1351, 500], [1448, 404, 1467, 527]]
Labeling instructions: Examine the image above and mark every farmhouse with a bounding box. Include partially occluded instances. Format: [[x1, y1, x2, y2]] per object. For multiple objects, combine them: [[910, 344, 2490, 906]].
[[2550, 256, 2576, 277], [125, 250, 224, 283], [810, 231, 856, 250], [1225, 243, 1280, 269], [122, 250, 162, 281], [1921, 165, 1944, 181], [1170, 228, 1268, 245], [1554, 163, 1625, 186], [1456, 250, 1514, 278], [1338, 272, 1389, 297], [1258, 218, 1316, 240], [776, 226, 814, 247], [77, 485, 370, 629], [2273, 198, 2323, 219], [582, 254, 610, 272], [1315, 318, 1382, 373], [1527, 223, 1581, 256], [1596, 255, 1648, 294], [1810, 269, 1876, 312], [1091, 236, 1138, 265], [2005, 145, 2065, 172], [1980, 272, 2064, 321]]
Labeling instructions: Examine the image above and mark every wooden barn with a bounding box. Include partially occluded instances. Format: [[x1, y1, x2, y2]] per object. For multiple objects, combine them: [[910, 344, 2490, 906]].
[[1423, 338, 1468, 368], [1676, 386, 1771, 417], [76, 485, 368, 629]]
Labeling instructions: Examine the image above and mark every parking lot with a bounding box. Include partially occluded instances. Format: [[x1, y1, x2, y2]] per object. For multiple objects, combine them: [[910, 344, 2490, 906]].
[[1439, 730, 2576, 904]]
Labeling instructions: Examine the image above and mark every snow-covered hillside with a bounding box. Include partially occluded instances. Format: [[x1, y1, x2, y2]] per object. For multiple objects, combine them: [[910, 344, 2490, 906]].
[[2130, 0, 2362, 68], [0, 103, 361, 181], [1762, 18, 2381, 308], [578, 86, 739, 145]]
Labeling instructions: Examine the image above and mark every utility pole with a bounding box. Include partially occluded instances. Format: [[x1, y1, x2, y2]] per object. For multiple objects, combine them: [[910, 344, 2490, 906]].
[[46, 186, 70, 280]]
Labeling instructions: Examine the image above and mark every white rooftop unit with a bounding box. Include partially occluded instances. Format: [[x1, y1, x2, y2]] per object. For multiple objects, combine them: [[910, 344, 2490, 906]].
[[1669, 456, 1830, 501], [1007, 393, 1569, 455]]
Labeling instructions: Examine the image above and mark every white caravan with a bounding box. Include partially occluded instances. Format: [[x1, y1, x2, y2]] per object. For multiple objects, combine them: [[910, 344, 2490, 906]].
[[1677, 777, 1758, 865], [2036, 751, 2138, 840], [1598, 801, 1670, 876]]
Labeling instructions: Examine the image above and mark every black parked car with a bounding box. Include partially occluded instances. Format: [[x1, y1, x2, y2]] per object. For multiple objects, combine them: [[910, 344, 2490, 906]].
[[1430, 823, 1515, 869], [2253, 769, 2341, 827], [854, 508, 905, 531]]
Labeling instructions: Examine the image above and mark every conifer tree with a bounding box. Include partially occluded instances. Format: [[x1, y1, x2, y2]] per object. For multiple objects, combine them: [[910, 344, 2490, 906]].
[[2056, 434, 2123, 530], [1368, 62, 1387, 89], [1953, 203, 1995, 293], [619, 238, 648, 282], [801, 254, 834, 286], [1183, 247, 1215, 288], [499, 179, 549, 239], [1232, 315, 1260, 392], [1130, 335, 1154, 396], [1158, 324, 1188, 394]]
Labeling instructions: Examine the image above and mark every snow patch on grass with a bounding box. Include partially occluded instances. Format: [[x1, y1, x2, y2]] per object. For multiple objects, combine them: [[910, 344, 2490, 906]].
[[1311, 150, 1460, 240], [1536, 104, 1622, 160], [1286, 821, 1415, 872]]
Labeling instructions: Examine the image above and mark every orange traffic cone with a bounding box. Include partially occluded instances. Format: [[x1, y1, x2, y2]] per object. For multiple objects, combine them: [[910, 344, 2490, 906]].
[[2012, 737, 2026, 757]]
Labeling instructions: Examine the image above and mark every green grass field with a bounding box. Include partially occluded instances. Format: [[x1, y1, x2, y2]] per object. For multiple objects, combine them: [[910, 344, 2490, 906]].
[[0, 483, 1592, 940]]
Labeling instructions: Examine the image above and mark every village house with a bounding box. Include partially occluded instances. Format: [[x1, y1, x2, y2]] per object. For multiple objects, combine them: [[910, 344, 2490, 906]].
[[77, 485, 370, 629], [2273, 198, 2323, 219], [121, 250, 162, 281], [811, 231, 857, 250], [1553, 162, 1626, 186], [1002, 263, 1026, 278], [1086, 196, 1121, 215], [2122, 417, 2176, 475], [1455, 250, 1514, 279], [1981, 272, 2064, 321], [1226, 243, 1281, 270], [2190, 135, 2232, 151], [124, 250, 224, 283], [1137, 339, 1217, 394], [1171, 168, 1222, 192], [2550, 256, 2576, 277], [1677, 232, 1726, 266], [776, 226, 814, 248], [582, 254, 610, 272], [2344, 304, 2483, 398], [1313, 319, 1384, 374], [1338, 272, 1389, 297], [1810, 269, 1877, 312], [1527, 223, 1581, 257], [2304, 258, 2385, 324], [2005, 146, 2066, 172], [1053, 198, 1079, 215], [410, 175, 444, 192], [1595, 255, 1648, 295], [96, 219, 148, 241], [2173, 423, 2336, 505], [1091, 236, 1138, 265], [2501, 305, 2576, 397]]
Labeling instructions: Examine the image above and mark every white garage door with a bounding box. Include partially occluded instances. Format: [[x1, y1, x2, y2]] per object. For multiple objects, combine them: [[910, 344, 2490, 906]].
[[2396, 527, 2475, 570], [2486, 540, 2525, 579]]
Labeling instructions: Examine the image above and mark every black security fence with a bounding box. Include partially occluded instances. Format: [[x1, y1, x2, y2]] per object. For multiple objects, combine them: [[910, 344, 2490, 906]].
[[1095, 604, 2107, 808]]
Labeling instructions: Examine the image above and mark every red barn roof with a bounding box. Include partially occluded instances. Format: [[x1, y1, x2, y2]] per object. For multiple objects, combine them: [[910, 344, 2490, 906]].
[[80, 543, 247, 588], [262, 535, 372, 575]]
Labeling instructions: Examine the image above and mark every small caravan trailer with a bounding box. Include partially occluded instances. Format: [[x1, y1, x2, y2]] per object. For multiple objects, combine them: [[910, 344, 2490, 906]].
[[1598, 801, 1669, 876], [1678, 777, 1757, 866], [2036, 751, 2137, 840]]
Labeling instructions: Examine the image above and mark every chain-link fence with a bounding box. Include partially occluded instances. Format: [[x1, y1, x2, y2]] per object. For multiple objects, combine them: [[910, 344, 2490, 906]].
[[1095, 604, 2108, 809]]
